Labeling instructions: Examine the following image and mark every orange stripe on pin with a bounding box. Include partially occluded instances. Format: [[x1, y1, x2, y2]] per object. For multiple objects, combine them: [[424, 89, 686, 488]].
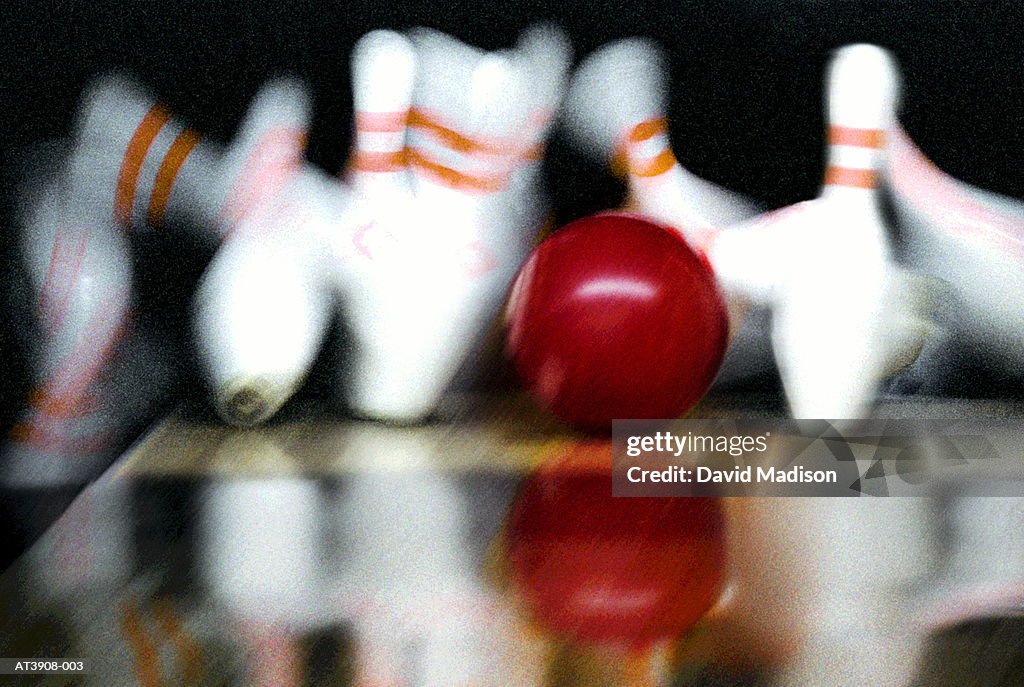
[[612, 118, 674, 178], [828, 126, 884, 149], [115, 106, 172, 225], [406, 148, 506, 193], [631, 149, 677, 178], [148, 128, 202, 227], [824, 166, 878, 189], [408, 107, 514, 156], [353, 150, 407, 173], [628, 117, 669, 143]]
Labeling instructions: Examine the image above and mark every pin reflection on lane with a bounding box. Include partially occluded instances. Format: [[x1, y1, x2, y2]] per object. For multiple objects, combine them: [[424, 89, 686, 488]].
[[333, 426, 543, 687], [192, 422, 542, 686]]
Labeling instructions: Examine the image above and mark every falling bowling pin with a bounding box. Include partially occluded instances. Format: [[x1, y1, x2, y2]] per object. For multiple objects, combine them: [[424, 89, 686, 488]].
[[68, 74, 224, 241], [562, 38, 762, 251], [67, 74, 337, 427], [886, 124, 1024, 387], [1, 164, 137, 487], [564, 41, 937, 417], [192, 80, 340, 426], [561, 39, 774, 389]]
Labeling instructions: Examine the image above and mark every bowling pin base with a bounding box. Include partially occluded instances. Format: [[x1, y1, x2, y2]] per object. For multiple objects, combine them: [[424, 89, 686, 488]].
[[216, 377, 298, 428]]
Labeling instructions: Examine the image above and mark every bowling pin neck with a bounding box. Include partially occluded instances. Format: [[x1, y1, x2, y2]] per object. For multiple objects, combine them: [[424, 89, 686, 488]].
[[349, 30, 417, 196], [70, 78, 226, 237], [349, 110, 410, 195], [563, 38, 667, 164], [821, 44, 897, 204], [614, 117, 676, 180], [820, 124, 886, 204]]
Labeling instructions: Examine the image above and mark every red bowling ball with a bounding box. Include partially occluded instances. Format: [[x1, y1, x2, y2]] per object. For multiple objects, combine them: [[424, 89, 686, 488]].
[[505, 212, 728, 431], [505, 458, 726, 650]]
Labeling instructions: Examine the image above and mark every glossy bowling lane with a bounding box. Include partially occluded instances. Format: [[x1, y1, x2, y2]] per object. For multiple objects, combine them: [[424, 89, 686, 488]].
[[0, 395, 1022, 685]]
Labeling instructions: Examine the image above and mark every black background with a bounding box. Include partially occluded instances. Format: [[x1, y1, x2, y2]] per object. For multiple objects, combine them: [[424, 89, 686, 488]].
[[0, 1, 1021, 562], [1, 1, 1023, 203]]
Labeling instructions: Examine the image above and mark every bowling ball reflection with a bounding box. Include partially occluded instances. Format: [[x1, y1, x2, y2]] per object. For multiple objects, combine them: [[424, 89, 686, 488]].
[[505, 457, 726, 649]]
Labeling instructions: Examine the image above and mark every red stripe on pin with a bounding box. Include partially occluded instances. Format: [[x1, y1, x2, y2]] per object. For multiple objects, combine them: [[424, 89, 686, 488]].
[[356, 111, 407, 133]]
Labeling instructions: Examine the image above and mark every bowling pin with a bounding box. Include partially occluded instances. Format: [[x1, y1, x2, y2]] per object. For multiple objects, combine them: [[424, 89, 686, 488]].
[[68, 74, 224, 241], [886, 124, 1024, 388], [563, 38, 762, 251], [565, 41, 936, 417], [711, 44, 937, 419], [192, 80, 343, 426], [1, 160, 153, 487], [347, 29, 417, 200], [70, 73, 313, 243], [334, 26, 569, 423], [1, 76, 241, 489], [561, 38, 773, 388], [507, 24, 572, 216], [66, 74, 342, 428]]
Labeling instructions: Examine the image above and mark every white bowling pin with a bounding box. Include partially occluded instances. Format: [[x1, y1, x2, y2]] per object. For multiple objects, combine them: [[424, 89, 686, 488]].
[[192, 80, 340, 426], [68, 74, 225, 241], [334, 26, 568, 423], [66, 74, 338, 428], [563, 38, 763, 252], [2, 167, 138, 487], [887, 124, 1024, 384], [508, 24, 572, 206], [711, 45, 935, 419], [347, 29, 417, 200], [561, 38, 776, 389]]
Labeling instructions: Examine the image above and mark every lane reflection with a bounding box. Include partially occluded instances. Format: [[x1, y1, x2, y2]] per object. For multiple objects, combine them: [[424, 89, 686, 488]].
[[0, 424, 1022, 686]]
